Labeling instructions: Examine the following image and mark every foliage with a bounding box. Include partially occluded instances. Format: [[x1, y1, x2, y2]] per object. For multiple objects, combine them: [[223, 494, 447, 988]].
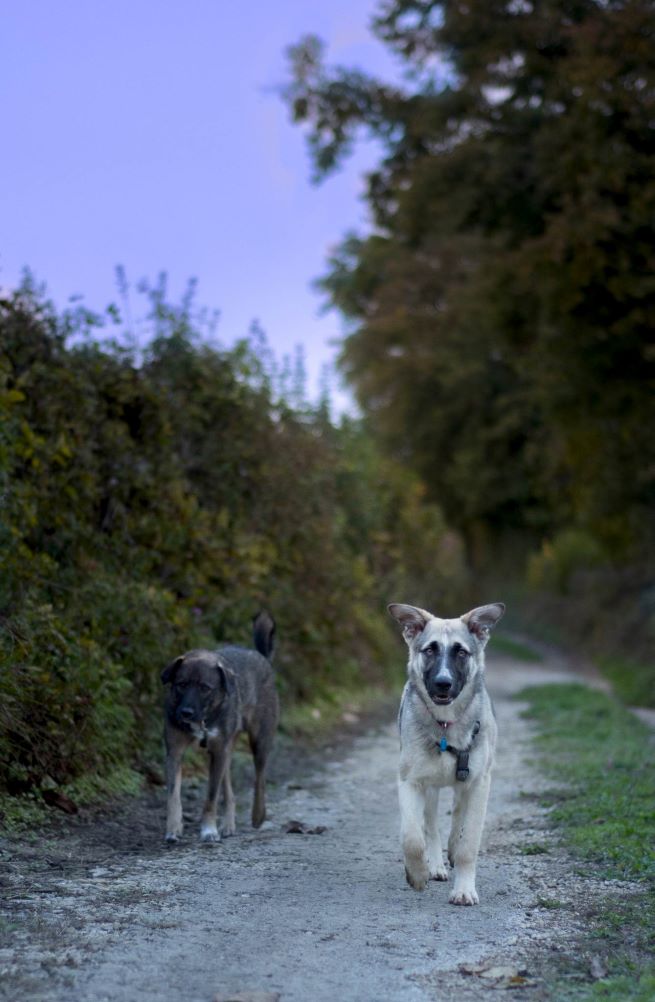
[[284, 0, 655, 691], [0, 275, 464, 797], [527, 528, 608, 594]]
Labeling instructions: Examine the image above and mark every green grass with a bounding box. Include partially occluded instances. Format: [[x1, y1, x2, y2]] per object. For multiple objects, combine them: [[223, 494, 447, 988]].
[[581, 972, 655, 1001], [598, 655, 655, 708], [519, 683, 655, 999], [520, 841, 550, 855], [0, 766, 143, 834], [280, 684, 395, 741], [520, 683, 655, 880], [493, 633, 543, 663]]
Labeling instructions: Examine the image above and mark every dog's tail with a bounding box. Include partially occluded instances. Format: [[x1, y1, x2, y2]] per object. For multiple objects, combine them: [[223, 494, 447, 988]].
[[253, 609, 276, 661]]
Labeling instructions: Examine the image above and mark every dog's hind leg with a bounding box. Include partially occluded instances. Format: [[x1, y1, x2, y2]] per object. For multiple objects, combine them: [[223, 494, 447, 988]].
[[399, 778, 429, 891], [200, 743, 230, 843], [424, 786, 448, 880], [448, 772, 491, 906], [251, 737, 272, 829], [249, 729, 273, 828]]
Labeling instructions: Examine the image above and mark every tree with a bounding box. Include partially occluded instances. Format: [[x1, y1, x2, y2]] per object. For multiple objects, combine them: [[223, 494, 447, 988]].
[[285, 1, 655, 558]]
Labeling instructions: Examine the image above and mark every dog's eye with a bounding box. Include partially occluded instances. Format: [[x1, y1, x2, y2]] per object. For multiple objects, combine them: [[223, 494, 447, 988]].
[[199, 683, 213, 693], [456, 648, 469, 659]]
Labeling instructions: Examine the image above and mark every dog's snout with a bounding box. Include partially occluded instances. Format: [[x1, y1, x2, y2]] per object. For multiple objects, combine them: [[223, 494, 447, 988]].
[[179, 706, 195, 721], [434, 674, 453, 693]]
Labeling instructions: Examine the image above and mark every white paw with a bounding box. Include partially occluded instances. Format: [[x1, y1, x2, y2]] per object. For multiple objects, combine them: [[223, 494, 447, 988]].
[[430, 863, 449, 881], [449, 886, 479, 906], [200, 825, 220, 843], [165, 832, 180, 844], [404, 861, 429, 892], [221, 821, 236, 838]]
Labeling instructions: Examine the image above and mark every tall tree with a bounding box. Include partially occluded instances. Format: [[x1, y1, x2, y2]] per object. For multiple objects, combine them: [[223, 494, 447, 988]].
[[285, 0, 655, 557]]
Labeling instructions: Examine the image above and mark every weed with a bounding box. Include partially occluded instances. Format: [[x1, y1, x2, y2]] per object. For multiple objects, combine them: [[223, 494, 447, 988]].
[[521, 842, 549, 855]]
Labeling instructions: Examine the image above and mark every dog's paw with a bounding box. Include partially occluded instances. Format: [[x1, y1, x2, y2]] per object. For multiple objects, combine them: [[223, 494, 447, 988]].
[[404, 865, 429, 892], [165, 832, 180, 844], [200, 825, 221, 844], [220, 821, 236, 838], [429, 863, 449, 882], [448, 887, 479, 906]]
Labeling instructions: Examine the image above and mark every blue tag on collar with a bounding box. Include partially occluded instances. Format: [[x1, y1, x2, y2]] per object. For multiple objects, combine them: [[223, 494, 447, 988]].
[[440, 737, 448, 752]]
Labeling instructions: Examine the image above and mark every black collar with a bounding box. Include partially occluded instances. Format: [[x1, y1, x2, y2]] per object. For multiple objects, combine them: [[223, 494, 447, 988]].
[[435, 720, 481, 781]]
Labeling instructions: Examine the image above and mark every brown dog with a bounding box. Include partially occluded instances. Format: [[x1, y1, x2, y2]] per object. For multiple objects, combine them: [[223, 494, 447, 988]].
[[161, 611, 278, 843]]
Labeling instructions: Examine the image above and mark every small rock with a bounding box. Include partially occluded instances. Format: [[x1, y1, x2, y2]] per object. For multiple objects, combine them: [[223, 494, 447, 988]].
[[590, 955, 608, 980], [284, 820, 327, 835]]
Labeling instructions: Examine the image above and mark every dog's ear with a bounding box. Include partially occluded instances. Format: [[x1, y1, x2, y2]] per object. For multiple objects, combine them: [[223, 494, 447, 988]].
[[161, 655, 184, 685], [388, 603, 431, 643], [215, 655, 236, 696], [461, 603, 505, 644]]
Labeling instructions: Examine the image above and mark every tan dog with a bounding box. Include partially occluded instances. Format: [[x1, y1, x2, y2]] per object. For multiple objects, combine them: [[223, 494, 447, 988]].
[[388, 602, 505, 905]]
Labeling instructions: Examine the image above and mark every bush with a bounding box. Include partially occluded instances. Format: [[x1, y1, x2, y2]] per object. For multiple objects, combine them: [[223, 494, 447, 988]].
[[0, 276, 465, 796]]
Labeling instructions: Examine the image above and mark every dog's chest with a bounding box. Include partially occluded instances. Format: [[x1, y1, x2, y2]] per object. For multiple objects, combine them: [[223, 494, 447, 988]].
[[402, 740, 459, 787]]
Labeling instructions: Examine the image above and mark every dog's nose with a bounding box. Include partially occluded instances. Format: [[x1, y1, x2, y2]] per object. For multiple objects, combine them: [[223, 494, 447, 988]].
[[434, 675, 452, 694], [179, 707, 195, 721]]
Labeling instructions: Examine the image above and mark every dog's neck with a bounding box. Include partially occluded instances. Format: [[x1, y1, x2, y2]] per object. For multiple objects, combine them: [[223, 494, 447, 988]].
[[410, 673, 480, 735]]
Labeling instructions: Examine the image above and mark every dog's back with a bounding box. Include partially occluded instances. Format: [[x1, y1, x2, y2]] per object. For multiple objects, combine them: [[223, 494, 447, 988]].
[[219, 610, 277, 721]]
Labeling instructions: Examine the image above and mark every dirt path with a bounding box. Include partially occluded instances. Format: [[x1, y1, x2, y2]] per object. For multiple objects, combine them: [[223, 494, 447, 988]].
[[0, 654, 618, 1001]]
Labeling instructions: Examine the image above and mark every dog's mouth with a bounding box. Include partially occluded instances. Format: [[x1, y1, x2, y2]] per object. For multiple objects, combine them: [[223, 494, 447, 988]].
[[431, 695, 453, 705], [176, 717, 202, 732]]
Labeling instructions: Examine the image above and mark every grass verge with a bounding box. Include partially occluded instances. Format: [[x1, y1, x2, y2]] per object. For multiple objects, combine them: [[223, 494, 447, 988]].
[[280, 684, 396, 742], [519, 683, 655, 999], [0, 765, 143, 835], [598, 655, 655, 709], [493, 633, 543, 663]]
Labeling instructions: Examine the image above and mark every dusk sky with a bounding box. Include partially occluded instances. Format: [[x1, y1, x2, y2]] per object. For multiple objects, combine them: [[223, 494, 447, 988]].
[[1, 1, 404, 409]]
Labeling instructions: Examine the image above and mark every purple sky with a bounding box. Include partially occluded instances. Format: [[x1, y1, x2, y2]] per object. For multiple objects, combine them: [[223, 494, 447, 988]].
[[2, 1, 403, 410]]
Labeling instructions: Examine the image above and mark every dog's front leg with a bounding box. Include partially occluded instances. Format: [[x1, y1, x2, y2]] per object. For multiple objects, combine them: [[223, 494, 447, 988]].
[[200, 743, 229, 843], [164, 728, 189, 843], [448, 772, 491, 905], [399, 778, 429, 891], [220, 741, 237, 837], [424, 786, 448, 880]]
